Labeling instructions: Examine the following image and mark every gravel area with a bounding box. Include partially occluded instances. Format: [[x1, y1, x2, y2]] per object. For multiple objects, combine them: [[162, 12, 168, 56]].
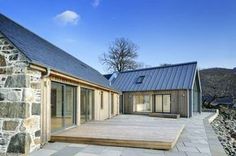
[[211, 114, 236, 156]]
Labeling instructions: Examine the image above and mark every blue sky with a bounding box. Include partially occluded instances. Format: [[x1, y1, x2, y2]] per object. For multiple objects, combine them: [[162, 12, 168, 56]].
[[0, 0, 235, 73]]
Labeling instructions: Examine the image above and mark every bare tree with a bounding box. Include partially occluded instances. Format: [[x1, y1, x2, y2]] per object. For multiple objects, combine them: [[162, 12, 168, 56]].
[[160, 63, 172, 67], [100, 38, 140, 72]]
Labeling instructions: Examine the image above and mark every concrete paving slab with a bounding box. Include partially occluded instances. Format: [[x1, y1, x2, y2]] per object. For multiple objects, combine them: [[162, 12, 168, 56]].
[[74, 152, 98, 156], [100, 149, 122, 156], [81, 145, 106, 154], [177, 146, 199, 152], [185, 152, 210, 156], [164, 151, 187, 156], [30, 149, 57, 156], [51, 146, 83, 156], [43, 142, 70, 151]]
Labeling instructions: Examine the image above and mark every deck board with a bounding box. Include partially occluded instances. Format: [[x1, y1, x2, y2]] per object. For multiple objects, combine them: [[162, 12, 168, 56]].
[[51, 115, 185, 150]]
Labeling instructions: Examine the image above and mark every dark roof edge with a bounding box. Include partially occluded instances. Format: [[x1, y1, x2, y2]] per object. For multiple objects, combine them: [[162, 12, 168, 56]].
[[120, 61, 198, 74]]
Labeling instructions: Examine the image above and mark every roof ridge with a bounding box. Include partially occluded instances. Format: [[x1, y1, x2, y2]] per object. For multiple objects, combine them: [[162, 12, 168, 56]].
[[120, 61, 197, 73]]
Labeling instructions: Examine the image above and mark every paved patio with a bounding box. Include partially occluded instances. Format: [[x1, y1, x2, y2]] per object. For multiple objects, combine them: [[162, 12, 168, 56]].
[[31, 112, 222, 156]]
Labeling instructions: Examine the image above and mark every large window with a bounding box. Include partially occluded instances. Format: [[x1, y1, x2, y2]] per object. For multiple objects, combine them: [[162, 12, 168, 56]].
[[155, 94, 171, 113], [133, 95, 152, 112], [51, 82, 76, 133]]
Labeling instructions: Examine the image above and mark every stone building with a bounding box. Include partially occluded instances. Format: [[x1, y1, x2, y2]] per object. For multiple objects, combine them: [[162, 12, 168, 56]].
[[0, 14, 120, 155]]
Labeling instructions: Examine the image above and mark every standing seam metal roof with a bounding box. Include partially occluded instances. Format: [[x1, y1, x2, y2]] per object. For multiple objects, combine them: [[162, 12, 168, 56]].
[[112, 62, 198, 92], [0, 13, 115, 90]]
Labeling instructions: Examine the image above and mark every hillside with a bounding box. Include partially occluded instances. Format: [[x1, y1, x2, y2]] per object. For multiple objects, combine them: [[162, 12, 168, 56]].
[[201, 68, 236, 155], [200, 67, 236, 107]]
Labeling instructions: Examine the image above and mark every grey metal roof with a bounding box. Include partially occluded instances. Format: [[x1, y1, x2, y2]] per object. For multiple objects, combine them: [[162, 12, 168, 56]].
[[0, 13, 114, 90], [112, 62, 198, 92]]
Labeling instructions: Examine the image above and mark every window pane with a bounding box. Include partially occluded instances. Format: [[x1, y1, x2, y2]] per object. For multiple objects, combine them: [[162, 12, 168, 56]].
[[133, 95, 152, 112], [64, 86, 75, 127], [51, 83, 63, 132], [144, 95, 151, 112], [155, 95, 162, 112], [80, 88, 94, 123], [163, 95, 171, 113], [88, 90, 94, 120]]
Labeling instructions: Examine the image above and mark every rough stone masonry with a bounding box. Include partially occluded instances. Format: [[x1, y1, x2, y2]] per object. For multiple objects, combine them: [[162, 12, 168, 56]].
[[0, 34, 42, 155]]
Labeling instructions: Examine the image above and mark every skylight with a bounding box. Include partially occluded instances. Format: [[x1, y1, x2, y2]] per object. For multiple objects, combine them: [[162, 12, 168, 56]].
[[136, 76, 145, 84]]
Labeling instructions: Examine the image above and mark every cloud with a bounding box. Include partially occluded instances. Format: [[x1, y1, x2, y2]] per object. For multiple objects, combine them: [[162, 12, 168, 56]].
[[54, 10, 80, 25], [92, 0, 100, 8]]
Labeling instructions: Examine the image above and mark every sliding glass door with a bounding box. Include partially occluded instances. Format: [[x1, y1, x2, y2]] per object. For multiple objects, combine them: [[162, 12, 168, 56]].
[[133, 95, 152, 112], [51, 82, 76, 133], [80, 88, 94, 124], [155, 94, 171, 113]]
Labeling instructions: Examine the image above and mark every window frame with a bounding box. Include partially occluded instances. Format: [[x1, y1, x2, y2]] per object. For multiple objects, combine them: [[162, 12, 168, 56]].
[[136, 76, 145, 84]]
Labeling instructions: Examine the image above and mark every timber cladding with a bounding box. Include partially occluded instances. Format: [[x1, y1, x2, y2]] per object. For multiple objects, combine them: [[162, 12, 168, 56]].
[[123, 90, 189, 117]]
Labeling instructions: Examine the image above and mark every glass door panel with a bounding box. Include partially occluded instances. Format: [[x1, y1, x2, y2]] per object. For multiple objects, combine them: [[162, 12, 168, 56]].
[[87, 89, 94, 121], [163, 95, 171, 113], [64, 86, 75, 127], [144, 95, 152, 112], [80, 88, 94, 123], [80, 88, 87, 124], [51, 83, 64, 133], [51, 82, 76, 133], [155, 95, 163, 112]]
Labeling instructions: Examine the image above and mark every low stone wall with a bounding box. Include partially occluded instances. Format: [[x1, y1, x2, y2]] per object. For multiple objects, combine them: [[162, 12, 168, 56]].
[[0, 36, 42, 155], [207, 109, 219, 123]]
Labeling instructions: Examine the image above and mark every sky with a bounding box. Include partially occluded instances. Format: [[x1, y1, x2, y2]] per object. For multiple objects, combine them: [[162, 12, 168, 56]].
[[0, 0, 235, 73]]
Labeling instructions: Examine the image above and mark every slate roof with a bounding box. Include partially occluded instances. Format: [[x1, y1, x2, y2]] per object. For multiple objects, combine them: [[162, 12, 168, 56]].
[[0, 13, 114, 90], [112, 62, 198, 92]]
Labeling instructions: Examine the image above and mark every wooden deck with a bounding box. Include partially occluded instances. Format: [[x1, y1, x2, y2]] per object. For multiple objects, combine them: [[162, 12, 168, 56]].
[[50, 115, 185, 150]]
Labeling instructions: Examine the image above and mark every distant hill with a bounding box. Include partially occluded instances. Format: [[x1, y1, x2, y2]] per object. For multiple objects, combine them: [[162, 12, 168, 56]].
[[200, 67, 236, 107], [233, 67, 236, 73]]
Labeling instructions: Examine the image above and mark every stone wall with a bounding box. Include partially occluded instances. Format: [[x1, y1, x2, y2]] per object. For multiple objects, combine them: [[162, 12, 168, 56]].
[[0, 35, 42, 155]]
